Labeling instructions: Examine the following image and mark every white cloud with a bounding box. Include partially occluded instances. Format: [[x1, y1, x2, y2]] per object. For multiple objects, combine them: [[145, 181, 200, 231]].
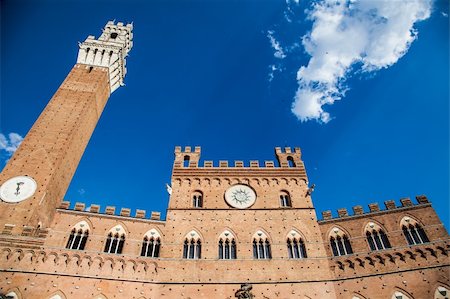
[[0, 132, 24, 155], [267, 30, 287, 59], [442, 12, 448, 18], [78, 188, 86, 196], [292, 0, 432, 123]]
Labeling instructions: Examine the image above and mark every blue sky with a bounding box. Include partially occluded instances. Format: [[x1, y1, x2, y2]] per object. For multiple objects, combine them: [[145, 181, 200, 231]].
[[1, 0, 449, 228]]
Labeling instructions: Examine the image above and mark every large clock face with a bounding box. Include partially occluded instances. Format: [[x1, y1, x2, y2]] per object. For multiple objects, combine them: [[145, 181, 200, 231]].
[[225, 184, 256, 209], [0, 176, 37, 203]]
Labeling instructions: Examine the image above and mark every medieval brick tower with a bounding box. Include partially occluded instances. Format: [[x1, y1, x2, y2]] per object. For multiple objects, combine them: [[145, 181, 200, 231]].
[[0, 21, 133, 233], [0, 22, 449, 299]]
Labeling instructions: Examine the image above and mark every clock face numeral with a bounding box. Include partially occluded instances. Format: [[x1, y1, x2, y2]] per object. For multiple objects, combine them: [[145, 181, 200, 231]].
[[0, 176, 37, 203], [225, 184, 256, 209]]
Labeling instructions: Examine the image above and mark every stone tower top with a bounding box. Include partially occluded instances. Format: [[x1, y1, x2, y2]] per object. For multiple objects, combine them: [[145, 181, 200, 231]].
[[76, 20, 133, 93]]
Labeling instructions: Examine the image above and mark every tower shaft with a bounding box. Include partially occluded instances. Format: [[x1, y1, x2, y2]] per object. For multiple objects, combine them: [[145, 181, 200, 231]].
[[0, 21, 133, 233]]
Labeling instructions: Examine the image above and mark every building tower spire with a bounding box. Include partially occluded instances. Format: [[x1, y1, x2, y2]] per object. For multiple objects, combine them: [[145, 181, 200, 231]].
[[0, 21, 133, 234]]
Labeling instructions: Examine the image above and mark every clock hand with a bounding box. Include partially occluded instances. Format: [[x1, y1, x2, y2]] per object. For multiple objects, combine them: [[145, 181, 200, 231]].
[[15, 182, 24, 196]]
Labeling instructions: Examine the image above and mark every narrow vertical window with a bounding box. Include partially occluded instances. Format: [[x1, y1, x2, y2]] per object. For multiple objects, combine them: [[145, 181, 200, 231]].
[[287, 230, 308, 259], [365, 223, 392, 251], [193, 191, 203, 208], [183, 155, 190, 167], [141, 229, 162, 258], [66, 221, 90, 250], [280, 191, 292, 207], [218, 230, 237, 260], [401, 217, 429, 246], [253, 231, 271, 259], [183, 230, 201, 259], [104, 225, 126, 254], [329, 227, 353, 257], [287, 156, 296, 167]]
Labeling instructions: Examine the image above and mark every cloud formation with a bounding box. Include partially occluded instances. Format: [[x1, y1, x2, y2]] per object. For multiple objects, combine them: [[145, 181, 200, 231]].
[[292, 0, 432, 123], [267, 30, 286, 59], [0, 132, 24, 156]]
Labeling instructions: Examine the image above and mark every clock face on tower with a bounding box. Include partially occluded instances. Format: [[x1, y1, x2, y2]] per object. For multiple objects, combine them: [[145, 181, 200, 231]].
[[224, 184, 256, 209], [0, 176, 37, 203]]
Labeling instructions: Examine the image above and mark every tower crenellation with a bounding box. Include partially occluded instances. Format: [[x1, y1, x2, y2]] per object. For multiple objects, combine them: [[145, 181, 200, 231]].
[[76, 21, 133, 93]]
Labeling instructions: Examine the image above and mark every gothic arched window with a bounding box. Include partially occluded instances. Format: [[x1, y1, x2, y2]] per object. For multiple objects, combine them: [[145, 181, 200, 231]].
[[183, 155, 190, 167], [252, 231, 271, 259], [280, 191, 292, 207], [287, 156, 296, 167], [435, 286, 449, 299], [183, 230, 201, 259], [104, 225, 126, 254], [286, 230, 307, 259], [329, 227, 353, 257], [218, 230, 237, 259], [193, 191, 203, 208], [141, 229, 161, 258], [401, 217, 429, 246], [365, 222, 391, 251], [391, 291, 412, 299], [66, 221, 90, 250]]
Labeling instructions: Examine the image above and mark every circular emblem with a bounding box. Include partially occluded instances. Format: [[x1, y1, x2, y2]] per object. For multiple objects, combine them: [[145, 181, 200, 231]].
[[224, 184, 256, 209], [0, 176, 37, 203]]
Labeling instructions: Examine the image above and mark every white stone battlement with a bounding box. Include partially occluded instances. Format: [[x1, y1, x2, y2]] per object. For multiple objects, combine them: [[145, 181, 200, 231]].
[[76, 21, 133, 93]]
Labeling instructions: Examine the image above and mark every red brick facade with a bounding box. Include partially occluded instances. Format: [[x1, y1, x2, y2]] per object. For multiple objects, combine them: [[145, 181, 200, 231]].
[[0, 22, 449, 299]]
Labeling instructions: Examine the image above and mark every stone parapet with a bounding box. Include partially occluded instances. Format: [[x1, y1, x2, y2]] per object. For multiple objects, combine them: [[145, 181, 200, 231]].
[[57, 201, 163, 221], [318, 195, 431, 221]]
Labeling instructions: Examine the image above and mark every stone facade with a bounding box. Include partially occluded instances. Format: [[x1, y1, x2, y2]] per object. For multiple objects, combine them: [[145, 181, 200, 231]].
[[0, 22, 449, 299]]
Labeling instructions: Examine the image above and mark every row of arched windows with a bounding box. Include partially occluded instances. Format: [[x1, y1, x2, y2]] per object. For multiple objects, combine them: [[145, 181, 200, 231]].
[[329, 217, 430, 257], [65, 223, 308, 260], [4, 286, 449, 299], [190, 191, 293, 208], [65, 216, 430, 259]]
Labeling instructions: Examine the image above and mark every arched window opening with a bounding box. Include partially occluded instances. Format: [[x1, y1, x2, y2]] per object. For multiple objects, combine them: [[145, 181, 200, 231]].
[[183, 155, 190, 168], [401, 217, 429, 246], [104, 225, 126, 254], [280, 191, 292, 207], [5, 291, 19, 299], [252, 231, 271, 259], [391, 291, 411, 299], [141, 229, 161, 258], [287, 156, 296, 167], [287, 230, 307, 259], [192, 191, 203, 208], [183, 230, 201, 259], [329, 227, 353, 257], [365, 222, 391, 251], [435, 286, 449, 299], [218, 230, 237, 260], [66, 221, 90, 250]]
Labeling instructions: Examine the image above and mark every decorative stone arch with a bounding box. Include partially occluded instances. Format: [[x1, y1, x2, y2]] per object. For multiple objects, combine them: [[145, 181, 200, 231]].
[[71, 219, 92, 231], [399, 214, 424, 227], [217, 228, 238, 242], [107, 222, 128, 235], [5, 288, 22, 299], [351, 294, 367, 299], [362, 219, 387, 235], [252, 229, 272, 243], [141, 228, 162, 258], [286, 229, 308, 259], [184, 229, 202, 241], [433, 282, 450, 299], [328, 226, 353, 257], [286, 229, 307, 242], [183, 229, 202, 259], [327, 226, 351, 239], [92, 294, 108, 299], [391, 288, 414, 299], [252, 230, 272, 259], [48, 290, 67, 299]]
